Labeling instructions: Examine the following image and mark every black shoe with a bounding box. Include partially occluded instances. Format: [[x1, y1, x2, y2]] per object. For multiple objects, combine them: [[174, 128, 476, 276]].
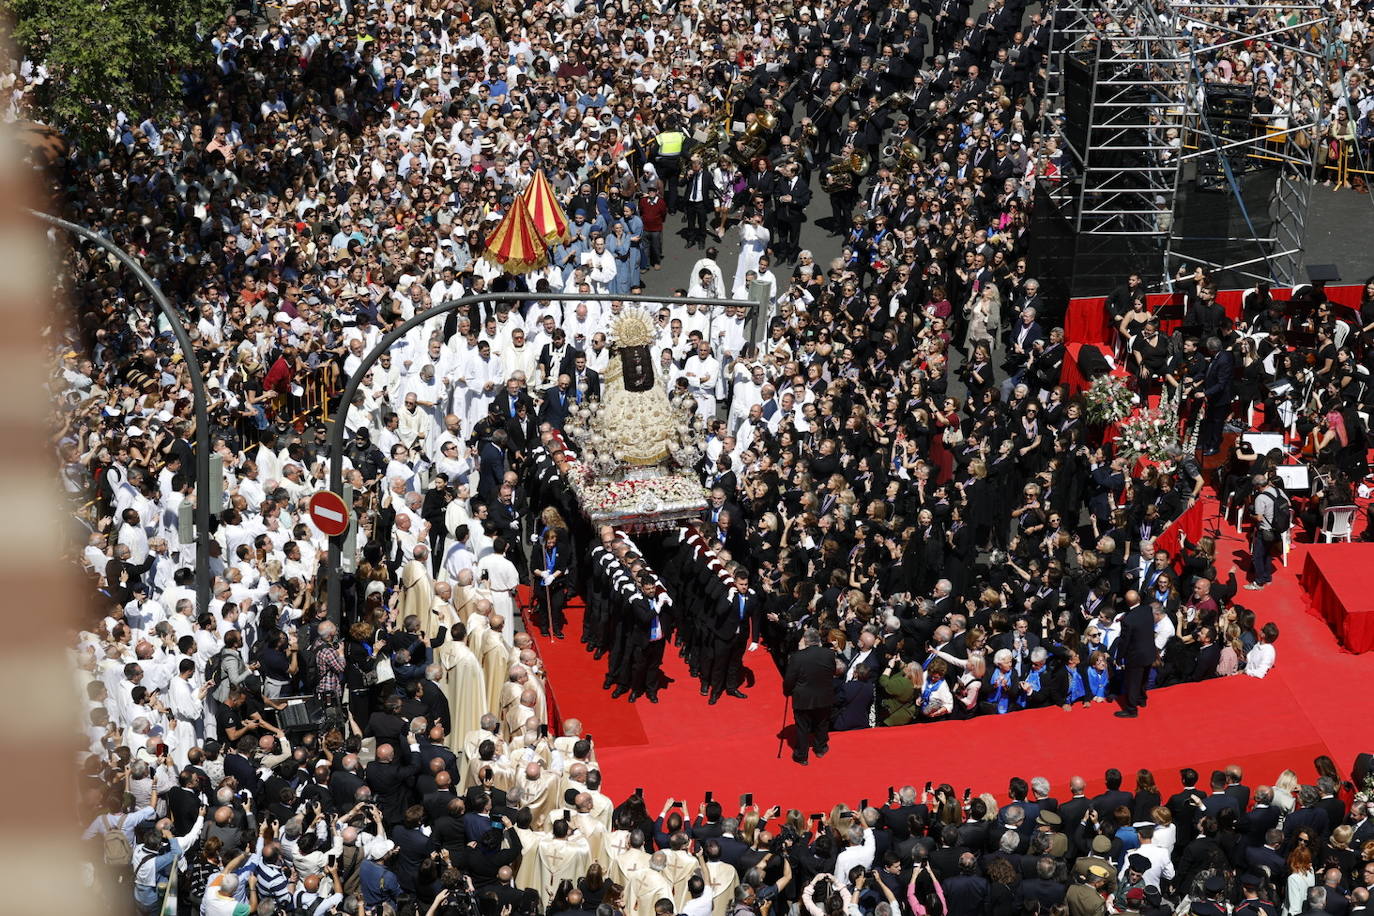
[[611, 686, 629, 698], [814, 746, 829, 758], [602, 676, 615, 689], [700, 685, 710, 696], [1114, 709, 1138, 718], [593, 649, 606, 660], [627, 691, 640, 703], [726, 688, 748, 699], [708, 691, 722, 705], [553, 630, 566, 639], [538, 629, 551, 638], [647, 692, 660, 704], [793, 756, 809, 766]]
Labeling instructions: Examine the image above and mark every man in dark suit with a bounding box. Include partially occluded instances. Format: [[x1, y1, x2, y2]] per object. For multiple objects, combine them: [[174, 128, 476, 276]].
[[1167, 768, 1206, 845], [783, 627, 839, 765], [492, 377, 533, 422], [538, 374, 575, 431], [1315, 777, 1347, 829], [1091, 769, 1134, 821], [772, 160, 812, 261], [1203, 770, 1243, 820], [879, 786, 929, 840], [568, 351, 601, 402], [679, 158, 717, 248], [1197, 337, 1236, 454], [475, 429, 508, 501], [365, 741, 422, 828], [1284, 786, 1331, 839], [1114, 592, 1156, 718], [703, 569, 762, 705], [1190, 626, 1224, 681], [330, 754, 367, 811], [1244, 787, 1283, 846], [1243, 828, 1287, 879], [944, 852, 991, 916], [1059, 777, 1093, 851]]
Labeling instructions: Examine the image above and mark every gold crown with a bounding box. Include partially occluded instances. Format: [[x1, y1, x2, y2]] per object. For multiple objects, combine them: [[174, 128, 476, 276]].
[[608, 307, 655, 348]]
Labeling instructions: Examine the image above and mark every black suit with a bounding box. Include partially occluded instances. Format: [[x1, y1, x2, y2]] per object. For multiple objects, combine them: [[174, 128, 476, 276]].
[[1115, 603, 1157, 714], [1199, 349, 1236, 453], [680, 165, 716, 245], [538, 383, 575, 431], [570, 368, 601, 402], [783, 644, 838, 762], [704, 589, 762, 697], [365, 747, 422, 827], [532, 536, 573, 635]]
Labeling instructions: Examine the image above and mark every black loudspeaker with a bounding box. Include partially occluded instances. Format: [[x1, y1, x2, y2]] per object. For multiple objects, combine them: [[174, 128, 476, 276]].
[[1076, 344, 1112, 381], [279, 696, 326, 734], [620, 345, 655, 392]]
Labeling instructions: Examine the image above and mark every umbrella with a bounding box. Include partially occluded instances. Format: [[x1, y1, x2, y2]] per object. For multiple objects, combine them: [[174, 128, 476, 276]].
[[522, 169, 572, 246], [481, 200, 549, 276]]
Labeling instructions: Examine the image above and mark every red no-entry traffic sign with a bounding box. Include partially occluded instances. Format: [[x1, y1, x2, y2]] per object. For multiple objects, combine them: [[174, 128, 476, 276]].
[[308, 491, 350, 537]]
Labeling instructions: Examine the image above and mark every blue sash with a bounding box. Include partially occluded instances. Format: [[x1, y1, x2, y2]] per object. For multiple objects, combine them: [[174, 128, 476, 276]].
[[991, 669, 1012, 714], [1067, 669, 1086, 704]]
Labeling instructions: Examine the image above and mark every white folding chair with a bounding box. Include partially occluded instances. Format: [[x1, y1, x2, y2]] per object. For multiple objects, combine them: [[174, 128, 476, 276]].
[[1321, 505, 1358, 543]]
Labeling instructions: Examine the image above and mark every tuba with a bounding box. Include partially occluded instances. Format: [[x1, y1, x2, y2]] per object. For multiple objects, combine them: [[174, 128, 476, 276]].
[[733, 110, 780, 165]]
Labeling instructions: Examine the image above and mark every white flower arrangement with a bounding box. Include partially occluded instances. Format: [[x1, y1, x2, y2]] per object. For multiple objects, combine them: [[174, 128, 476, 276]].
[[1082, 374, 1137, 426], [1114, 394, 1183, 468]]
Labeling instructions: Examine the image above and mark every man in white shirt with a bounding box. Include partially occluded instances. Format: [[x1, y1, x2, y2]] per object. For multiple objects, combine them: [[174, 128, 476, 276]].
[[1244, 622, 1279, 677], [443, 525, 478, 582], [833, 823, 875, 881], [681, 340, 720, 418], [580, 236, 616, 293], [1120, 827, 1174, 888], [1151, 603, 1176, 651]]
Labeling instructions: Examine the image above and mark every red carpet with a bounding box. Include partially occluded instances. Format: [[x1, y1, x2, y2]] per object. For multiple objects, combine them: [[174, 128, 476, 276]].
[[520, 505, 1374, 812]]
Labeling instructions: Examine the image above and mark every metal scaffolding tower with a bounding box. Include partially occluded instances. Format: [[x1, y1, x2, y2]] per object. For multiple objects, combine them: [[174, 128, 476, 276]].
[[1169, 2, 1330, 287], [1035, 0, 1332, 293]]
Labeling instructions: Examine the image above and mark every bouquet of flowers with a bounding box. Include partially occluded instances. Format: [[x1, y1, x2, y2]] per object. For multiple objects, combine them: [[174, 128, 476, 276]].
[[1082, 374, 1137, 426], [1115, 396, 1183, 467]]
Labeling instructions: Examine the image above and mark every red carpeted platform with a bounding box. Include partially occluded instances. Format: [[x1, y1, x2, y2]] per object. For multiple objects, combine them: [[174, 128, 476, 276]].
[[1300, 544, 1374, 653], [520, 506, 1374, 812]]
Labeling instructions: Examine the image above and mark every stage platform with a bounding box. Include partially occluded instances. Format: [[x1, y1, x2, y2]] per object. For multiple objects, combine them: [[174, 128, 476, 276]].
[[1301, 544, 1374, 654], [519, 502, 1374, 812]]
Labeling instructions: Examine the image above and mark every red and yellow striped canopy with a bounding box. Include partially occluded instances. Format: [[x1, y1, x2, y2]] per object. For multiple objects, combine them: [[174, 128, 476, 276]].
[[522, 169, 572, 246], [481, 198, 549, 276]]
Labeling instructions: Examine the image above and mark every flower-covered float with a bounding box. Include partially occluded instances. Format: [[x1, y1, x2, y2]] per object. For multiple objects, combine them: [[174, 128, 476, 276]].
[[552, 308, 709, 530]]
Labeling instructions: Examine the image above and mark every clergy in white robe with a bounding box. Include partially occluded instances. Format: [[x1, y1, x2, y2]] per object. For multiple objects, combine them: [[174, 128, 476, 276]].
[[165, 664, 205, 770], [477, 549, 519, 629], [731, 216, 770, 296], [461, 343, 504, 429], [431, 589, 486, 752], [478, 615, 510, 715], [397, 555, 436, 636], [681, 342, 721, 418], [533, 830, 591, 905], [515, 761, 559, 829]]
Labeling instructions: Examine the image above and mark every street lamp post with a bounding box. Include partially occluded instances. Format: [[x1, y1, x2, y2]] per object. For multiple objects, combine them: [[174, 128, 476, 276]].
[[32, 209, 215, 616], [323, 290, 745, 621]]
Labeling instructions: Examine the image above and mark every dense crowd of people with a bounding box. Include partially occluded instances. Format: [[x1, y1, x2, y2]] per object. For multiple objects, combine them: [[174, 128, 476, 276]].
[[26, 0, 1374, 913]]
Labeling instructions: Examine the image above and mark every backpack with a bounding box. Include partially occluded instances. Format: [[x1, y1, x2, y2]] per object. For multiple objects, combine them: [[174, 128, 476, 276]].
[[205, 648, 231, 685], [1269, 490, 1292, 535], [101, 815, 133, 866], [299, 636, 321, 689]]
